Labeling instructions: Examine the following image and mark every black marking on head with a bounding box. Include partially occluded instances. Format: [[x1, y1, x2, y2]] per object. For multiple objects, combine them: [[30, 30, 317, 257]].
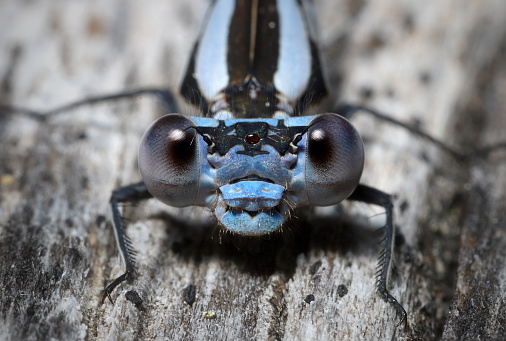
[[198, 120, 307, 156]]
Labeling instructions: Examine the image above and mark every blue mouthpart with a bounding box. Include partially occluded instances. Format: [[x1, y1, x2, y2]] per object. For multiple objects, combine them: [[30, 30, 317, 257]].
[[220, 181, 284, 210], [215, 181, 289, 235], [189, 116, 316, 235]]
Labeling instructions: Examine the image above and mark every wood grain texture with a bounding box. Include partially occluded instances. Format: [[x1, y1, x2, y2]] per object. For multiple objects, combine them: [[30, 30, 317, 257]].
[[1, 1, 505, 340]]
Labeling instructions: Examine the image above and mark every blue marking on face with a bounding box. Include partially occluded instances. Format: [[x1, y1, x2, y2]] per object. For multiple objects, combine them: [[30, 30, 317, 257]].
[[214, 181, 287, 235], [220, 181, 284, 211], [215, 206, 286, 235], [188, 117, 307, 235], [208, 144, 296, 235]]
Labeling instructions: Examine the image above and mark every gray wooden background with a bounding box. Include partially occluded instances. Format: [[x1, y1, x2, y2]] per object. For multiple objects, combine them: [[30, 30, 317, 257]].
[[1, 0, 505, 340]]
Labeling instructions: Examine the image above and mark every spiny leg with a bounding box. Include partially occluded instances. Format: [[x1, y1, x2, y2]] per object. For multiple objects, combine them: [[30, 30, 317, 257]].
[[0, 88, 176, 301], [347, 184, 407, 327], [103, 181, 153, 304]]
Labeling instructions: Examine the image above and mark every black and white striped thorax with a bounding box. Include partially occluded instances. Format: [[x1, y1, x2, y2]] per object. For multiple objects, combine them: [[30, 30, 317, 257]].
[[180, 0, 327, 118]]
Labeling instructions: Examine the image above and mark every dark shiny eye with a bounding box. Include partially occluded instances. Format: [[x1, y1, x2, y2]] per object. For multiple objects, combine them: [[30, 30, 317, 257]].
[[305, 114, 364, 206], [139, 114, 200, 207]]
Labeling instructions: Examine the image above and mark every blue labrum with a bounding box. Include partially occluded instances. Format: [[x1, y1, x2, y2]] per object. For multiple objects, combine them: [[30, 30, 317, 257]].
[[139, 114, 365, 236]]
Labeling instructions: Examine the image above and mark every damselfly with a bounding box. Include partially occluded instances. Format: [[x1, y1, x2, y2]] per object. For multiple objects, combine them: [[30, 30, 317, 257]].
[[112, 0, 408, 325], [2, 0, 505, 339]]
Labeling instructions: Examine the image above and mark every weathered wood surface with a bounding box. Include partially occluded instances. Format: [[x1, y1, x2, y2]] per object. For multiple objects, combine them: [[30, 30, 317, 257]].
[[1, 1, 505, 340]]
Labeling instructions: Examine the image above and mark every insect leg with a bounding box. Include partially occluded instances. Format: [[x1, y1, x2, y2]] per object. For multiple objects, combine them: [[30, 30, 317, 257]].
[[336, 103, 506, 160], [347, 184, 407, 327], [0, 87, 178, 119], [103, 181, 153, 304], [335, 103, 466, 158]]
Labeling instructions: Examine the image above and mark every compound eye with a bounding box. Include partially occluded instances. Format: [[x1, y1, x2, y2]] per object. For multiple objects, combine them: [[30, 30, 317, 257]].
[[305, 114, 364, 206], [139, 114, 200, 207]]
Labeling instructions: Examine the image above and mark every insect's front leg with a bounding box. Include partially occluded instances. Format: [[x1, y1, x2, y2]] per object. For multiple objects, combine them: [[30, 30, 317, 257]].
[[347, 184, 407, 328], [103, 181, 153, 304]]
